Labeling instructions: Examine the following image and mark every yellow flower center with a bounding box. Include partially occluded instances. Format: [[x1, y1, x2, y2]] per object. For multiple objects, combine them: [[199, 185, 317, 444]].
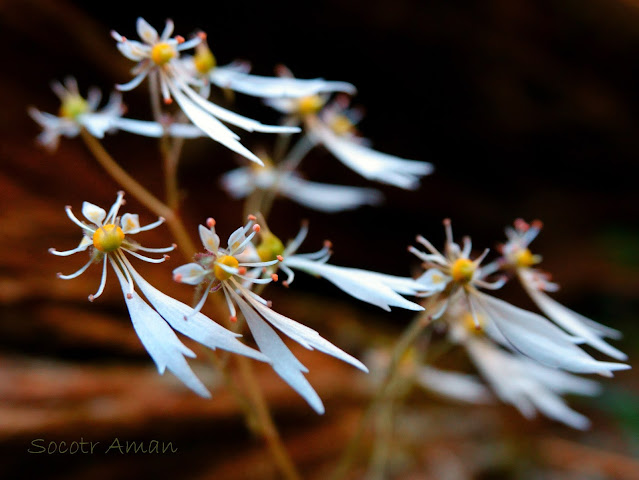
[[93, 224, 125, 253], [194, 45, 216, 74], [513, 248, 539, 268], [59, 95, 89, 120], [330, 114, 354, 136], [297, 95, 324, 116], [451, 258, 475, 284], [214, 255, 239, 281], [151, 42, 176, 66], [257, 233, 285, 262]]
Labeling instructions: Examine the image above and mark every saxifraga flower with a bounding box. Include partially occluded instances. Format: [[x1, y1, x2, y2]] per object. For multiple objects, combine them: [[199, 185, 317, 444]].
[[50, 192, 269, 397], [172, 216, 368, 414]]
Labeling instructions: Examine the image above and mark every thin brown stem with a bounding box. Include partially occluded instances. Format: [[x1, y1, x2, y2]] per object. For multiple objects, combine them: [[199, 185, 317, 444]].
[[79, 128, 198, 261]]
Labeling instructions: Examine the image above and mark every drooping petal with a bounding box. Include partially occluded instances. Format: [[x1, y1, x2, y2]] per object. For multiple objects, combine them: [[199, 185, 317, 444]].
[[128, 264, 269, 363], [167, 80, 264, 165], [310, 124, 433, 189], [110, 260, 211, 397], [519, 270, 627, 360], [284, 256, 424, 311], [111, 117, 206, 139], [226, 286, 324, 414], [277, 175, 383, 212], [240, 283, 368, 372], [473, 292, 630, 375], [210, 66, 356, 98], [415, 366, 493, 404], [81, 202, 106, 226]]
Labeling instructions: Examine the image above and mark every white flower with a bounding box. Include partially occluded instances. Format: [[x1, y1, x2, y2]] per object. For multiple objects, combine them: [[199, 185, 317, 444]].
[[267, 93, 434, 189], [499, 219, 627, 361], [409, 220, 630, 376], [221, 162, 383, 212], [436, 306, 602, 430], [111, 18, 299, 165], [251, 221, 429, 311], [173, 216, 367, 414], [183, 46, 356, 99], [28, 77, 125, 151], [50, 192, 268, 397], [29, 78, 208, 150]]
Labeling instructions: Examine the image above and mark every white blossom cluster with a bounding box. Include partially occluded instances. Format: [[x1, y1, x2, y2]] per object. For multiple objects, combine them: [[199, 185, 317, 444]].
[[34, 17, 629, 431]]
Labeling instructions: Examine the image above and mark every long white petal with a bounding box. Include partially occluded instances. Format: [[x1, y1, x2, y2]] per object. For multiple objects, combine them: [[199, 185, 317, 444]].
[[110, 261, 210, 397], [128, 265, 269, 363], [227, 287, 325, 414], [520, 270, 626, 360], [474, 292, 630, 375], [284, 256, 424, 311], [112, 117, 206, 138], [211, 66, 356, 98], [177, 78, 300, 134], [311, 124, 433, 189], [278, 175, 383, 212], [220, 167, 255, 199], [168, 81, 264, 165], [415, 366, 492, 404], [241, 285, 368, 372]]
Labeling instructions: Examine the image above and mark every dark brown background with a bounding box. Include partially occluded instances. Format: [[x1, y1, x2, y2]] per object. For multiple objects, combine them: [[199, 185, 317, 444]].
[[1, 0, 638, 478]]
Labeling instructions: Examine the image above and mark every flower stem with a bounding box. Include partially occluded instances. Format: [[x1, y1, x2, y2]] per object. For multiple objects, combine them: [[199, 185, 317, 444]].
[[79, 128, 198, 261], [329, 307, 435, 480]]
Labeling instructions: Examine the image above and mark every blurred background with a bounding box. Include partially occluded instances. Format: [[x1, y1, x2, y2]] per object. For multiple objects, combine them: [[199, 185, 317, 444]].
[[1, 0, 638, 478]]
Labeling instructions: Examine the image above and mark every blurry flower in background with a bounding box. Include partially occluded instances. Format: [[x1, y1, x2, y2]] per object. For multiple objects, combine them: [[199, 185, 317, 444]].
[[250, 220, 431, 311], [29, 77, 209, 150], [183, 45, 356, 100], [221, 157, 383, 212], [173, 216, 368, 414], [409, 220, 630, 376], [496, 219, 627, 361], [28, 77, 125, 150], [50, 192, 269, 397], [267, 91, 434, 189], [111, 17, 299, 164]]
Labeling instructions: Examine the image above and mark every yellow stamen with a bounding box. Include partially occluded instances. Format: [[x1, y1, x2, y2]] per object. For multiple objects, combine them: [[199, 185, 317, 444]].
[[59, 95, 89, 120], [194, 44, 216, 74], [513, 248, 540, 268], [214, 255, 239, 281], [151, 42, 176, 66], [451, 258, 475, 284], [93, 224, 124, 253], [462, 312, 484, 334], [330, 114, 354, 136], [297, 95, 324, 116], [256, 232, 285, 262]]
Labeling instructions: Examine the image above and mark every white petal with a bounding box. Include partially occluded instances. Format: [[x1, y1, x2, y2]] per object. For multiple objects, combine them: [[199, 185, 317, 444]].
[[112, 117, 205, 138], [311, 124, 433, 189], [415, 269, 452, 292], [415, 366, 492, 404], [199, 224, 220, 253], [474, 292, 630, 375], [227, 287, 325, 414], [120, 213, 141, 234], [211, 66, 356, 98], [172, 263, 207, 285], [110, 262, 210, 397], [284, 256, 424, 311], [167, 80, 264, 165], [129, 266, 269, 363], [520, 270, 626, 360], [81, 202, 106, 226], [177, 78, 301, 134], [243, 288, 368, 372], [277, 175, 383, 212], [136, 17, 159, 44]]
